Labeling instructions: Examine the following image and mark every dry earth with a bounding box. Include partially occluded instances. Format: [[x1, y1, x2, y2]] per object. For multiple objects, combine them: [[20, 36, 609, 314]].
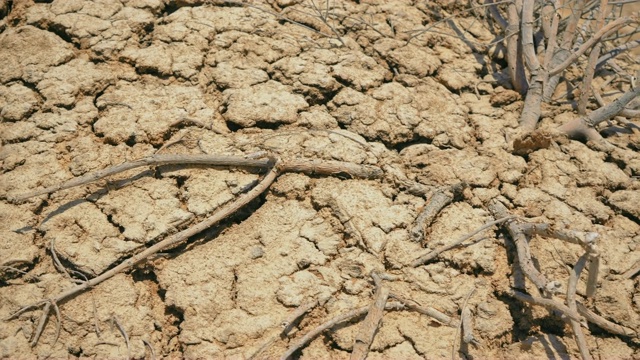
[[1, 0, 640, 359]]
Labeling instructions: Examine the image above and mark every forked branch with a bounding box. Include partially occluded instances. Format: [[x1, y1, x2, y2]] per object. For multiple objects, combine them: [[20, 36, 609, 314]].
[[5, 153, 383, 347]]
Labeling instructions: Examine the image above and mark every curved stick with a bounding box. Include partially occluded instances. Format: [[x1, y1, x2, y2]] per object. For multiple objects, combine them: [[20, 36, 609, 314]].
[[7, 159, 282, 346], [9, 155, 383, 203]]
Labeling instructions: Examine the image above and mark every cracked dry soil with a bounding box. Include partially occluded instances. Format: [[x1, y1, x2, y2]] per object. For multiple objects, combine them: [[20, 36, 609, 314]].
[[1, 0, 640, 359]]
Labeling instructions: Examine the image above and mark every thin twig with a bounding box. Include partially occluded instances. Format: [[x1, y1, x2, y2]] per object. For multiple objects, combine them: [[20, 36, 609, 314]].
[[51, 301, 62, 346], [30, 301, 51, 347], [112, 315, 131, 360], [452, 286, 477, 360], [567, 254, 592, 360], [280, 302, 405, 360], [507, 289, 586, 325], [549, 16, 636, 76], [411, 215, 516, 267], [488, 200, 550, 292], [576, 302, 637, 337], [11, 159, 282, 346], [92, 296, 101, 338], [142, 339, 156, 360], [283, 300, 320, 335], [388, 292, 455, 326], [8, 154, 271, 202], [249, 299, 320, 360], [622, 260, 640, 279], [542, 2, 561, 71], [578, 0, 608, 116], [9, 155, 382, 202]]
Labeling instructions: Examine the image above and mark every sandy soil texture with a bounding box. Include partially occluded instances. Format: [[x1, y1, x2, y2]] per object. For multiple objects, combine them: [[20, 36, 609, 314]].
[[1, 0, 640, 359]]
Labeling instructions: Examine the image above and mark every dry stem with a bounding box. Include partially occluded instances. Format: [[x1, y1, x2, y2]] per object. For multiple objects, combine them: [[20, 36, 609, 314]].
[[388, 292, 456, 326], [8, 157, 282, 346], [488, 200, 550, 292], [351, 282, 389, 360], [249, 300, 320, 360], [280, 302, 405, 360], [559, 85, 640, 140], [6, 153, 385, 347], [9, 154, 382, 202], [578, 0, 608, 116], [507, 289, 586, 325], [576, 302, 637, 337], [549, 16, 636, 76], [410, 184, 462, 242], [411, 215, 516, 267], [567, 254, 592, 360]]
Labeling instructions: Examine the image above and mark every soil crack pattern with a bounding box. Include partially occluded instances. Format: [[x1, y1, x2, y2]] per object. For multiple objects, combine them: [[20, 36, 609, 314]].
[[1, 1, 640, 359]]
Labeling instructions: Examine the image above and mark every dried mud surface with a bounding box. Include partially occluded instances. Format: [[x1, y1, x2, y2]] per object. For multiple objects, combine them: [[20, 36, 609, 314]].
[[1, 1, 640, 359]]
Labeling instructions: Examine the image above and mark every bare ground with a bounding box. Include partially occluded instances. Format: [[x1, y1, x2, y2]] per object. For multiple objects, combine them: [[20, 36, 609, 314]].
[[1, 0, 640, 359]]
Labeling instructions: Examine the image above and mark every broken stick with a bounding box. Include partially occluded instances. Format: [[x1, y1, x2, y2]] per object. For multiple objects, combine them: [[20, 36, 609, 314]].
[[5, 153, 384, 347], [8, 154, 383, 203], [351, 278, 389, 360]]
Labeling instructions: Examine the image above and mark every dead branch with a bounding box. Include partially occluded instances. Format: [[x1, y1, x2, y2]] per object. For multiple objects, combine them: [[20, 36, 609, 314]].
[[461, 307, 476, 345], [576, 302, 637, 337], [8, 154, 270, 202], [506, 0, 528, 94], [578, 0, 608, 116], [622, 260, 640, 279], [411, 215, 516, 267], [593, 85, 640, 118], [8, 158, 282, 346], [5, 153, 386, 347], [487, 200, 551, 293], [249, 300, 320, 360], [517, 0, 548, 132], [518, 223, 599, 252], [597, 40, 640, 68], [410, 184, 464, 242], [542, 2, 561, 72], [388, 292, 456, 326], [8, 154, 382, 202], [283, 300, 320, 335], [567, 254, 592, 360], [142, 339, 156, 360], [452, 286, 477, 359], [585, 250, 600, 298], [543, 0, 585, 100], [558, 85, 640, 140], [280, 302, 405, 360], [549, 16, 637, 77], [486, 0, 508, 31], [507, 289, 586, 325], [382, 164, 433, 197], [520, 223, 600, 298], [351, 280, 389, 360], [281, 158, 382, 179]]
